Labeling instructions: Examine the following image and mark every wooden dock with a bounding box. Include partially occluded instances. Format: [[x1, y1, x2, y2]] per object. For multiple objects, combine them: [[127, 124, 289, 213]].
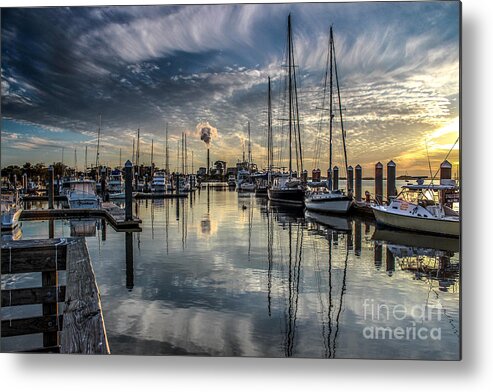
[[19, 202, 142, 231], [1, 238, 110, 354], [133, 192, 188, 199]]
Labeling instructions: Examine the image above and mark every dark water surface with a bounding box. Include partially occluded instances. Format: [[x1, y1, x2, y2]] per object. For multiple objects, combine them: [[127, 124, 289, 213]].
[[2, 186, 460, 359]]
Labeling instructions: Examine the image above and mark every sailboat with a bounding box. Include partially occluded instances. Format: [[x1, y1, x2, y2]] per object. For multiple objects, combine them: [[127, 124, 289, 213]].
[[305, 26, 352, 214], [267, 14, 306, 206]]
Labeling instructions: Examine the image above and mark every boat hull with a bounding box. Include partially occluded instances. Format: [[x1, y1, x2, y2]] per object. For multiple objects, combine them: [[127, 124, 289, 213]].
[[1, 209, 22, 230], [268, 188, 305, 205], [305, 196, 352, 214], [372, 207, 459, 237]]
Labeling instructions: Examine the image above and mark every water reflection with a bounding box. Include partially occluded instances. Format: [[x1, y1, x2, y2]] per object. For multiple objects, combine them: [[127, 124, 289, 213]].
[[8, 188, 460, 359]]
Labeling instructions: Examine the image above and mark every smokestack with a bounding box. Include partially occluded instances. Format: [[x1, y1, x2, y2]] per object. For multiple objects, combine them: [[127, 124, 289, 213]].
[[207, 149, 210, 176]]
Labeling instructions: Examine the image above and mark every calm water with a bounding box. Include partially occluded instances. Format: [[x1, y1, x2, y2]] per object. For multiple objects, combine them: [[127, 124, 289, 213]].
[[1, 185, 460, 359]]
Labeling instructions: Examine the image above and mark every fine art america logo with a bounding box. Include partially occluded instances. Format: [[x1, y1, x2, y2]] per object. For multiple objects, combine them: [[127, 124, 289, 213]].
[[362, 298, 443, 341]]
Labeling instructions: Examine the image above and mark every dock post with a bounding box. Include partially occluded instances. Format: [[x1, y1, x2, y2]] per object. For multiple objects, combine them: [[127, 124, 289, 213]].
[[333, 166, 339, 190], [440, 160, 452, 183], [125, 160, 133, 221], [355, 164, 362, 201], [23, 173, 28, 194], [386, 160, 396, 203], [125, 231, 134, 291], [13, 174, 17, 189], [175, 173, 180, 196], [48, 165, 55, 210], [101, 166, 107, 202], [354, 220, 362, 257], [386, 247, 395, 276], [375, 162, 383, 205], [347, 165, 354, 194], [374, 243, 382, 270]]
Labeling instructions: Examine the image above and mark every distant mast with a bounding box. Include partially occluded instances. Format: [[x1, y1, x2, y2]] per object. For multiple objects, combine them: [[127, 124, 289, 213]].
[[248, 121, 252, 171], [165, 122, 169, 174], [95, 114, 102, 169]]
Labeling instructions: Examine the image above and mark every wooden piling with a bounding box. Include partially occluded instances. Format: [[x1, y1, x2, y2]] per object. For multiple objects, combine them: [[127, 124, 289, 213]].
[[375, 162, 383, 205], [125, 160, 133, 222], [48, 165, 54, 210], [387, 160, 396, 202], [101, 166, 107, 202], [347, 165, 354, 194], [374, 243, 382, 270], [333, 166, 339, 191], [440, 160, 452, 183], [125, 231, 134, 291], [355, 164, 362, 202]]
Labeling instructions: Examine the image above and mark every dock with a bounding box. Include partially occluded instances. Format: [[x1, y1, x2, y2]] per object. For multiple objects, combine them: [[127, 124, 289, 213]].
[[1, 238, 110, 354], [20, 202, 142, 231], [133, 192, 188, 199]]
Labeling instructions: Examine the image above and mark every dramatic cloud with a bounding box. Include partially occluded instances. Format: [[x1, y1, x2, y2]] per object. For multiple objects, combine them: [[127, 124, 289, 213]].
[[1, 2, 460, 175]]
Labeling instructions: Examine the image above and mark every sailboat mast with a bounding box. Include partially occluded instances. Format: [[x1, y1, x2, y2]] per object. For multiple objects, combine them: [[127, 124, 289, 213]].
[[288, 14, 293, 175], [328, 27, 334, 191], [84, 145, 88, 175], [132, 138, 135, 163], [151, 139, 154, 167], [183, 132, 188, 174], [96, 114, 101, 169], [136, 128, 140, 167], [268, 76, 273, 173], [119, 148, 122, 168], [248, 121, 251, 170], [165, 122, 169, 173], [181, 132, 185, 174], [74, 149, 77, 173]]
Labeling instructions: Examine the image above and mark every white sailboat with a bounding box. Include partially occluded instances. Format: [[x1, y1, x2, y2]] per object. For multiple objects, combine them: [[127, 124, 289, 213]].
[[371, 179, 459, 237], [305, 26, 352, 214]]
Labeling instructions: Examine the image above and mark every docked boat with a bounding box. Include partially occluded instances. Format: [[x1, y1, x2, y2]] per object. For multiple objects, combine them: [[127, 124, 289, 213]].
[[151, 171, 167, 193], [305, 189, 352, 214], [108, 169, 125, 199], [371, 179, 460, 237], [305, 26, 352, 215], [268, 174, 305, 205], [1, 189, 22, 231], [67, 179, 101, 209], [227, 175, 237, 188]]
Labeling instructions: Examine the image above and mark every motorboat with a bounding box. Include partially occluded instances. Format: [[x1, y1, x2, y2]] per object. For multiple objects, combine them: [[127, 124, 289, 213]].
[[108, 169, 125, 199], [151, 171, 167, 193], [371, 179, 459, 237], [67, 179, 101, 209], [305, 187, 352, 214]]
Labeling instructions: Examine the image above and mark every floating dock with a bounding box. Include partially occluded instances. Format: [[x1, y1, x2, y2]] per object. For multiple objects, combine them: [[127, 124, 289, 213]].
[[20, 202, 142, 231], [1, 238, 110, 354]]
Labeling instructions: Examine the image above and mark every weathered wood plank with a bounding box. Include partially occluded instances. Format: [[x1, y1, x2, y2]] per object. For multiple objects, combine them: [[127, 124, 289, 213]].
[[1, 286, 66, 306], [60, 238, 110, 354], [1, 315, 63, 338], [1, 246, 67, 274]]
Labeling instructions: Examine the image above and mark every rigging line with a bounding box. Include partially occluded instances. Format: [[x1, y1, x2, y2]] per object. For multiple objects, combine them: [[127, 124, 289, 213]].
[[332, 31, 349, 177], [430, 136, 459, 183]]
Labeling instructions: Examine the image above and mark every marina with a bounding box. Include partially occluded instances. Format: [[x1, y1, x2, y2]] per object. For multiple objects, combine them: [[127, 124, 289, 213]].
[[1, 4, 460, 360]]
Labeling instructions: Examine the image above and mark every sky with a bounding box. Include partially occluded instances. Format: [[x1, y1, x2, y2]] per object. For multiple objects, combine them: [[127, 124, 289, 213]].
[[1, 1, 460, 176]]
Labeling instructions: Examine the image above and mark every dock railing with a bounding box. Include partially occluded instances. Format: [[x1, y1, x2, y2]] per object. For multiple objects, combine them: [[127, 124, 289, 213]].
[[1, 238, 110, 354]]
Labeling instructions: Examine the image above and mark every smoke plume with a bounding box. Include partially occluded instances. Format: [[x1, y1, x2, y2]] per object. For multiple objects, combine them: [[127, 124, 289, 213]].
[[196, 121, 218, 148]]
